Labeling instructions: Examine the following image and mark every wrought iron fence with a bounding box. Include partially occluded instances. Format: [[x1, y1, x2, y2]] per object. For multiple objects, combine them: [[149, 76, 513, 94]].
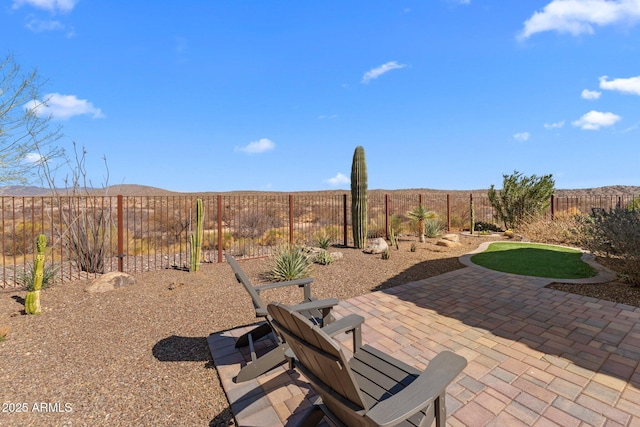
[[1, 192, 637, 288]]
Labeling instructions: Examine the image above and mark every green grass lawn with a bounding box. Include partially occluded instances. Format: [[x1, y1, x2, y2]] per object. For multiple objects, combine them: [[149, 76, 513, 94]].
[[470, 242, 597, 279]]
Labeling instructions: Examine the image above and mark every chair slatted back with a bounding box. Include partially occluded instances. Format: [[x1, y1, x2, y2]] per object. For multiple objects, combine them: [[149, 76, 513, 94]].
[[226, 255, 266, 313], [268, 303, 368, 411]]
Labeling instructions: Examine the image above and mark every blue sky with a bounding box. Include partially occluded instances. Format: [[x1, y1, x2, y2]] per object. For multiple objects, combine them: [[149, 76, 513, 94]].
[[2, 0, 640, 192]]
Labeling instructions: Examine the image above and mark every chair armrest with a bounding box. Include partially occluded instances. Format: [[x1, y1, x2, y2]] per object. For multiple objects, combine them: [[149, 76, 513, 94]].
[[365, 351, 467, 427], [320, 314, 365, 351], [254, 277, 314, 291], [291, 298, 339, 326], [291, 298, 339, 312], [255, 277, 314, 301]]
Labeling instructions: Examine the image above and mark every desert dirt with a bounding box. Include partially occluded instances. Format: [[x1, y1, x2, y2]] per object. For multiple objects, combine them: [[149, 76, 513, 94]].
[[0, 233, 637, 427]]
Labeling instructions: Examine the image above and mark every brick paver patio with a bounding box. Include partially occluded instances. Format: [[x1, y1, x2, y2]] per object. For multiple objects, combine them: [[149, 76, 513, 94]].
[[209, 251, 640, 426]]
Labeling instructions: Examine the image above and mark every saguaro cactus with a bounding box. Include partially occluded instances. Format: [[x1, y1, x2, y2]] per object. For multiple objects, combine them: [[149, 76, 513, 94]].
[[351, 146, 368, 249], [190, 199, 204, 272], [25, 234, 47, 315]]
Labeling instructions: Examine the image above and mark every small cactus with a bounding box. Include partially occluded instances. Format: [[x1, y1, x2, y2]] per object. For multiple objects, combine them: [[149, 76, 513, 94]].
[[190, 199, 204, 272], [381, 248, 391, 260], [0, 325, 9, 342], [25, 234, 47, 315], [410, 243, 417, 252]]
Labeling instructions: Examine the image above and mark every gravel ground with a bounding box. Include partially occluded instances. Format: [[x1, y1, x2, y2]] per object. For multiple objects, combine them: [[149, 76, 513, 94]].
[[0, 233, 636, 427]]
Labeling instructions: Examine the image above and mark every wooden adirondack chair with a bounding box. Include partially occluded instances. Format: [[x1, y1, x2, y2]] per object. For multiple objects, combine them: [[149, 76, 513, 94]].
[[268, 302, 468, 427], [226, 255, 339, 383]]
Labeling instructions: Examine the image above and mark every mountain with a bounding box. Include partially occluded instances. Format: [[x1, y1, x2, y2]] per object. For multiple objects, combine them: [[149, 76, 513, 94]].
[[0, 184, 638, 197]]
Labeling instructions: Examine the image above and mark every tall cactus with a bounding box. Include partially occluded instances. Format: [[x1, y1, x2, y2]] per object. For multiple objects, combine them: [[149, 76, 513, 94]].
[[25, 234, 47, 315], [351, 146, 368, 249], [190, 199, 204, 272]]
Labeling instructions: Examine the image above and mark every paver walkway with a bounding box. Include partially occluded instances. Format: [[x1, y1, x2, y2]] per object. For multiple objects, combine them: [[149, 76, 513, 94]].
[[209, 257, 640, 426]]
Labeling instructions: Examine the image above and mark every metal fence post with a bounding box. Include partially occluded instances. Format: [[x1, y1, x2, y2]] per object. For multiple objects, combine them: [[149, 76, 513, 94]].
[[117, 195, 124, 272], [385, 194, 389, 240], [550, 194, 555, 220], [446, 194, 451, 232], [343, 194, 348, 246], [217, 195, 223, 263], [289, 194, 295, 245]]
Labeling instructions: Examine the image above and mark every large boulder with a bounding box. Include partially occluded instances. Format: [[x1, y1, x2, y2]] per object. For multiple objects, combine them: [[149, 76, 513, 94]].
[[86, 272, 136, 293], [363, 238, 389, 254]]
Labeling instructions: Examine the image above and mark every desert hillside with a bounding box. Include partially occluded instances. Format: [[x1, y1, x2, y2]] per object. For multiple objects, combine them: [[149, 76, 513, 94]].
[[0, 184, 638, 197]]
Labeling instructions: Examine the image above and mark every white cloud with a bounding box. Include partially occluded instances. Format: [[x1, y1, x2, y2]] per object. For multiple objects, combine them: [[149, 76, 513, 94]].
[[513, 132, 531, 141], [13, 0, 78, 13], [572, 110, 621, 130], [26, 18, 64, 32], [599, 75, 640, 95], [23, 153, 44, 164], [361, 61, 407, 84], [235, 138, 275, 154], [25, 93, 105, 120], [544, 120, 565, 129], [518, 0, 640, 40], [581, 89, 602, 99], [324, 173, 349, 186]]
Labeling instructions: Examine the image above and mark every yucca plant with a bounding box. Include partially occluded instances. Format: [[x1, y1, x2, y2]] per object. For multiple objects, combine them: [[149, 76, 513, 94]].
[[267, 245, 313, 281], [314, 232, 332, 250], [407, 205, 436, 242]]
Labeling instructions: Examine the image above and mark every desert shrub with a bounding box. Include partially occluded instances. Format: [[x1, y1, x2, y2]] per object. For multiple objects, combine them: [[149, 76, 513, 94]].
[[627, 197, 640, 212], [313, 250, 334, 265], [473, 221, 503, 233], [579, 208, 640, 285], [260, 228, 289, 246], [266, 245, 313, 281], [488, 171, 555, 230], [381, 248, 391, 260], [410, 243, 417, 252], [16, 263, 58, 291], [202, 230, 234, 250], [517, 214, 583, 246], [5, 221, 43, 256], [367, 218, 386, 238], [424, 219, 445, 238]]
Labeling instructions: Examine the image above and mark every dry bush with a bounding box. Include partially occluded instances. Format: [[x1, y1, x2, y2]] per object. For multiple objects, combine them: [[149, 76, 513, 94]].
[[517, 213, 583, 246], [579, 209, 640, 285]]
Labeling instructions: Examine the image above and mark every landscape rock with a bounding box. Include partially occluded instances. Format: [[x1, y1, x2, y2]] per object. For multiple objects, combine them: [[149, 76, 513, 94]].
[[442, 234, 460, 243], [86, 272, 136, 293], [436, 239, 462, 248], [329, 251, 343, 260], [363, 238, 388, 254]]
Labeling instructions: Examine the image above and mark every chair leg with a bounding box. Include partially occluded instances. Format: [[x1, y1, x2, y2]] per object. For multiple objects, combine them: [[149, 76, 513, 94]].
[[434, 393, 446, 427], [295, 405, 327, 427], [235, 343, 289, 383], [235, 321, 272, 348]]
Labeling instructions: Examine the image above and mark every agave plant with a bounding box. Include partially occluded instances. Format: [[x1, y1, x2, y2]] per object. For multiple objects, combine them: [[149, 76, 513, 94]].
[[267, 245, 313, 281]]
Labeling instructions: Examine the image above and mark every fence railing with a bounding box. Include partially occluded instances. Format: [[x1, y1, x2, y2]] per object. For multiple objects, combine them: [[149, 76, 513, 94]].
[[2, 192, 637, 288]]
